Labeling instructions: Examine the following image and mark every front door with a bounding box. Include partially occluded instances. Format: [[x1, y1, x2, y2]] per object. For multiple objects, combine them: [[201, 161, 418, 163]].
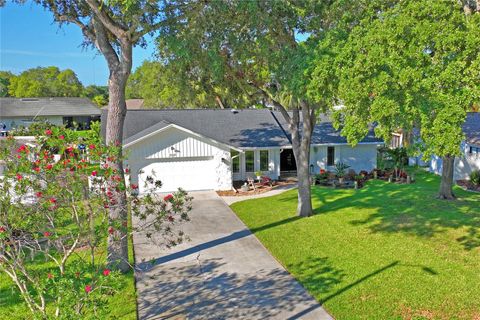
[[280, 149, 297, 172]]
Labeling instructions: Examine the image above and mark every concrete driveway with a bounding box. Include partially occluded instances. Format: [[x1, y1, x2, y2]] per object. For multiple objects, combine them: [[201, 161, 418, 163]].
[[134, 191, 332, 320]]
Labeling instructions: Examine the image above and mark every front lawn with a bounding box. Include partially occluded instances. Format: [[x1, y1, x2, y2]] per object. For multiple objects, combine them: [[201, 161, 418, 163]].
[[231, 171, 480, 319]]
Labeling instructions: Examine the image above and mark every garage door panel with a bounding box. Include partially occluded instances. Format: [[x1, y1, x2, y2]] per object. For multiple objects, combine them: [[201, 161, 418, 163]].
[[138, 159, 217, 193]]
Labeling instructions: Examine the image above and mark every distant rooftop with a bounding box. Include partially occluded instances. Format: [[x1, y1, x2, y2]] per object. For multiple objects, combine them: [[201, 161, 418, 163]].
[[464, 112, 480, 146], [0, 97, 101, 118]]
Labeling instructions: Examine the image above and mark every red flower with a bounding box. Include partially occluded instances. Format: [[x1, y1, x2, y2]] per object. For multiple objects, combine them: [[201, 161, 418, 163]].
[[44, 231, 51, 237], [46, 164, 53, 170], [164, 194, 174, 202], [16, 145, 26, 153], [85, 285, 92, 293], [91, 171, 97, 177], [33, 167, 40, 173], [49, 197, 57, 204], [168, 215, 175, 222], [45, 129, 52, 136], [16, 174, 23, 181], [130, 184, 138, 190], [108, 227, 114, 234], [124, 168, 129, 174], [59, 135, 65, 140], [102, 269, 111, 276], [89, 144, 95, 150], [66, 147, 74, 153], [0, 226, 5, 233], [35, 192, 43, 198], [47, 273, 54, 279], [17, 155, 22, 159], [320, 169, 326, 174]]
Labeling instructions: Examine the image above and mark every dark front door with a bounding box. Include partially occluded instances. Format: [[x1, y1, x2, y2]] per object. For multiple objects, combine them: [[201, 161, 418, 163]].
[[280, 149, 297, 172]]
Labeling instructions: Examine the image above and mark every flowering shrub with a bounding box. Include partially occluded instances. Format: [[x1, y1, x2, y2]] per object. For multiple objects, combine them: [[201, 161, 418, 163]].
[[0, 122, 192, 318]]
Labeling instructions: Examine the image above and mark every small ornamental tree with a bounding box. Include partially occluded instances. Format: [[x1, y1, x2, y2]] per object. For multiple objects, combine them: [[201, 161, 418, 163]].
[[0, 124, 192, 318]]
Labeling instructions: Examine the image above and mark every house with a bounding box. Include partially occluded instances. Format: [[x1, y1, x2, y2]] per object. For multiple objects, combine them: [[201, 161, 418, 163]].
[[0, 97, 101, 132], [430, 112, 480, 180], [102, 109, 383, 193]]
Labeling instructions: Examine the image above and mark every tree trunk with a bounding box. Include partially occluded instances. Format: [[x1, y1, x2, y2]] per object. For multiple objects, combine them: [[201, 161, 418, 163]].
[[438, 155, 456, 200], [290, 104, 315, 217], [105, 68, 130, 272]]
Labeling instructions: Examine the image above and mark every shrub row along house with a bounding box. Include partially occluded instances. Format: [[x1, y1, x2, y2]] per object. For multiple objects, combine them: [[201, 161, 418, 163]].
[[0, 97, 101, 132], [101, 109, 383, 193]]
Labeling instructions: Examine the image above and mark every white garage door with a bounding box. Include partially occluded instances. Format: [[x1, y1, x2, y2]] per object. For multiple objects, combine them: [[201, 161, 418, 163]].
[[138, 158, 217, 193]]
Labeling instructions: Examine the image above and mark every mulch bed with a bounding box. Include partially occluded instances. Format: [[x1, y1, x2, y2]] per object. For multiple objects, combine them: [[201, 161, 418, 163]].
[[216, 180, 296, 197], [456, 180, 480, 193]]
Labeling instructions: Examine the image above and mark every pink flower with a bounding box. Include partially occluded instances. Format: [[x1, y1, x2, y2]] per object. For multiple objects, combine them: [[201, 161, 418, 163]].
[[44, 231, 51, 237], [91, 171, 97, 177], [45, 129, 52, 136], [85, 285, 92, 293], [163, 194, 174, 202], [59, 135, 64, 140], [16, 174, 23, 181], [89, 144, 95, 150], [103, 269, 111, 276], [0, 226, 5, 233], [35, 192, 43, 198], [47, 273, 54, 279], [17, 155, 22, 159]]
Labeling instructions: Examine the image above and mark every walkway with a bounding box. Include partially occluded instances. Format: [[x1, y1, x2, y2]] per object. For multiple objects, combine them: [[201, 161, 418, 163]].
[[134, 191, 332, 320], [222, 183, 297, 205]]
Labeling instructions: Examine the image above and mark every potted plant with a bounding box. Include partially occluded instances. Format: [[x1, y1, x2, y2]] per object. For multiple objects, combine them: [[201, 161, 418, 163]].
[[335, 162, 350, 184], [255, 170, 262, 180]]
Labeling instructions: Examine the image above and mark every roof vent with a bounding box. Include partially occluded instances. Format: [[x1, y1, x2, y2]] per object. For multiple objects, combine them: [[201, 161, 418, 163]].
[[231, 109, 238, 114], [20, 98, 39, 102]]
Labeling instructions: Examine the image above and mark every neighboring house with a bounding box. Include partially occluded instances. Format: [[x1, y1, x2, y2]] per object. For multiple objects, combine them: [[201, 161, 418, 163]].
[[126, 99, 144, 109], [430, 112, 480, 180], [102, 109, 383, 193], [0, 97, 101, 131]]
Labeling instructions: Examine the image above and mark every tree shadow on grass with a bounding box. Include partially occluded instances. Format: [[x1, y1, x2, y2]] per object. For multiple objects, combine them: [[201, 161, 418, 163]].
[[136, 257, 339, 320], [310, 174, 480, 250]]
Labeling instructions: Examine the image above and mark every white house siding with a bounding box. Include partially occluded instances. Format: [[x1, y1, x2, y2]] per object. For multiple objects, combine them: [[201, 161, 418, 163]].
[[232, 148, 281, 181], [0, 116, 64, 130], [310, 144, 379, 173], [125, 127, 232, 193], [430, 142, 480, 180]]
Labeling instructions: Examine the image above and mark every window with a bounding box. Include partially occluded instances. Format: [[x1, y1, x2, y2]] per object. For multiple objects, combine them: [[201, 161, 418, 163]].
[[245, 151, 254, 172], [327, 146, 335, 166], [231, 150, 240, 173], [260, 150, 269, 171]]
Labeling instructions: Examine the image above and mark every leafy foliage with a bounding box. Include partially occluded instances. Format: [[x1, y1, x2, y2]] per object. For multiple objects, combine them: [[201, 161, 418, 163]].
[[0, 71, 14, 97], [332, 0, 480, 158], [8, 66, 84, 98], [470, 170, 480, 186], [0, 124, 192, 318]]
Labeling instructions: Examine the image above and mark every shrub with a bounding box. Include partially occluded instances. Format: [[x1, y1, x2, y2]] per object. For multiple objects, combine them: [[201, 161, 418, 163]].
[[334, 162, 350, 178], [0, 125, 192, 318], [470, 170, 480, 185]]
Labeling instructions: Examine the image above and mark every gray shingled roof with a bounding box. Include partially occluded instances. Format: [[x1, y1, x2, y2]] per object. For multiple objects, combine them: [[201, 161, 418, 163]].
[[464, 112, 480, 146], [0, 98, 101, 117], [103, 108, 383, 149]]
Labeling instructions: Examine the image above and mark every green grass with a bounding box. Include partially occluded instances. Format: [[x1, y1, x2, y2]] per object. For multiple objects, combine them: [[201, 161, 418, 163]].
[[0, 217, 137, 319], [231, 170, 480, 319]]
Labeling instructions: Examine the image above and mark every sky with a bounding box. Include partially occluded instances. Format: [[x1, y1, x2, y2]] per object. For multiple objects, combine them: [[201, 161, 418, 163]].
[[0, 2, 155, 86]]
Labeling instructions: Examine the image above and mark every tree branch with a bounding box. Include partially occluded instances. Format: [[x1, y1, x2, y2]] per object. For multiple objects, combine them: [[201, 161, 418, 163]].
[[85, 0, 128, 39]]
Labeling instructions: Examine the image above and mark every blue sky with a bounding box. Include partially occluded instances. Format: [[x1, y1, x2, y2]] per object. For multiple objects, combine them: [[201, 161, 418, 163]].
[[0, 2, 155, 85]]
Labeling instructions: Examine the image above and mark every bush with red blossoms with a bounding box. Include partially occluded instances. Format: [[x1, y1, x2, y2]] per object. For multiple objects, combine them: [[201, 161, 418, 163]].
[[0, 122, 192, 318]]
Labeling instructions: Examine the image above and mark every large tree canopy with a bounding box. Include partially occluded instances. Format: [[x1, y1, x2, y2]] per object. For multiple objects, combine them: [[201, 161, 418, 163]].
[[0, 71, 14, 97], [155, 0, 375, 216], [328, 0, 480, 199], [8, 66, 84, 97]]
